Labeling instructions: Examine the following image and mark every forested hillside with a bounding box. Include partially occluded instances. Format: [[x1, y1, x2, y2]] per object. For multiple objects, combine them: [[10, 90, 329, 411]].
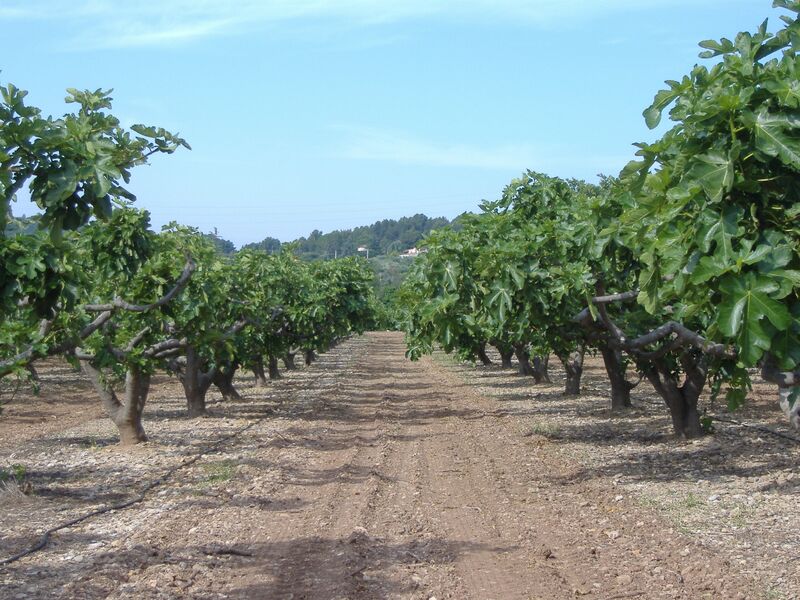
[[243, 213, 458, 260]]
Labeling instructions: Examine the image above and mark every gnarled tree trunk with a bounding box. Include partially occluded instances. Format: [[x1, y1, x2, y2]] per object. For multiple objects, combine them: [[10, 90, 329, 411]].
[[476, 342, 492, 366], [252, 356, 268, 387], [26, 363, 40, 383], [642, 353, 705, 438], [514, 344, 536, 377], [82, 363, 150, 445], [532, 355, 551, 384], [559, 346, 585, 396], [497, 346, 514, 369], [179, 346, 215, 418], [213, 363, 241, 401], [779, 386, 800, 430], [283, 352, 297, 370], [761, 358, 800, 431], [601, 344, 633, 411], [268, 355, 281, 380]]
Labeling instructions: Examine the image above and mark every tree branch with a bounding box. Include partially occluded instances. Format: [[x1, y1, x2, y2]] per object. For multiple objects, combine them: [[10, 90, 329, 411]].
[[125, 327, 151, 352], [84, 259, 195, 312], [625, 321, 732, 357], [575, 285, 735, 360], [143, 338, 187, 358], [761, 356, 800, 387], [591, 290, 639, 304], [0, 260, 194, 377], [0, 320, 54, 372]]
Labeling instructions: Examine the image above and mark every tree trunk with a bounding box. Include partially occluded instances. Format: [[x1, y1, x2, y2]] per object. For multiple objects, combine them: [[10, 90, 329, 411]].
[[514, 344, 536, 377], [476, 342, 492, 366], [26, 363, 40, 382], [283, 352, 297, 370], [304, 350, 316, 366], [761, 358, 800, 431], [489, 340, 514, 369], [601, 345, 632, 411], [778, 386, 800, 430], [559, 346, 585, 396], [252, 357, 268, 387], [213, 364, 242, 401], [179, 346, 214, 418], [268, 355, 281, 380], [642, 354, 705, 438], [82, 362, 150, 445], [494, 344, 514, 369], [532, 355, 551, 384]]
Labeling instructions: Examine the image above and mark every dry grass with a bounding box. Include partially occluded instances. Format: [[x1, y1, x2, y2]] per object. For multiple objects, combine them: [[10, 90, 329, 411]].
[[0, 479, 34, 505]]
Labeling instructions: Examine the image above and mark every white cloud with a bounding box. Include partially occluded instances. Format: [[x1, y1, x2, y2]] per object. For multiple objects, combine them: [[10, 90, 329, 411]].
[[333, 125, 631, 176], [333, 127, 609, 172], [0, 0, 743, 49], [337, 125, 538, 170], [108, 17, 236, 47]]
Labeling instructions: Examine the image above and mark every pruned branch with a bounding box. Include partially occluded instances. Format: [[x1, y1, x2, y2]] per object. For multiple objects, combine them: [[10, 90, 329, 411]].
[[761, 356, 800, 387], [84, 259, 196, 313], [143, 338, 187, 358], [126, 327, 152, 352], [76, 311, 114, 341], [73, 349, 95, 361], [0, 260, 195, 377], [625, 321, 732, 357], [591, 289, 639, 304], [222, 318, 250, 340], [0, 319, 54, 372], [575, 285, 735, 362], [152, 348, 185, 359]]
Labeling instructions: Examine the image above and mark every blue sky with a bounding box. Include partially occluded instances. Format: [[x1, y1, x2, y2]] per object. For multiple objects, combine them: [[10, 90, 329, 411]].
[[1, 0, 782, 246]]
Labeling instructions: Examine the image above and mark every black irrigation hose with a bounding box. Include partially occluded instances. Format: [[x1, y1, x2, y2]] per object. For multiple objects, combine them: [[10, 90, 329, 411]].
[[0, 346, 350, 567], [709, 414, 800, 445], [0, 341, 360, 568], [0, 418, 266, 567], [636, 396, 800, 444]]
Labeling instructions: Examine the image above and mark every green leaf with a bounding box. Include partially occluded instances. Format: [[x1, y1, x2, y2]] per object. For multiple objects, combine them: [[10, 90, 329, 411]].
[[686, 152, 734, 203], [726, 386, 748, 412], [718, 274, 792, 365], [643, 81, 686, 129], [507, 265, 525, 290], [689, 254, 728, 284], [442, 261, 458, 291], [751, 108, 800, 168], [764, 79, 800, 108], [637, 266, 660, 314], [42, 161, 79, 207], [702, 206, 741, 264]]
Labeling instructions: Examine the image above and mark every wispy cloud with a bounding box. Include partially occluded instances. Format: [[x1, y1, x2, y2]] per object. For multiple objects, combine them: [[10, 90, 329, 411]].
[[333, 125, 630, 175], [0, 0, 743, 49], [336, 126, 538, 170]]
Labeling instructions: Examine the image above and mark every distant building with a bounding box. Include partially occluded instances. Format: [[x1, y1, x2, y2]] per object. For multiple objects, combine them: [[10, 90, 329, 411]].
[[400, 247, 425, 258]]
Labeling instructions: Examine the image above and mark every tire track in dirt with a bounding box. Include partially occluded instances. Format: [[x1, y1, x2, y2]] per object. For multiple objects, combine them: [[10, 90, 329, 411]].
[[139, 331, 756, 599], [3, 332, 760, 599], [223, 337, 388, 599], [410, 360, 575, 599], [419, 349, 756, 600], [352, 344, 470, 599]]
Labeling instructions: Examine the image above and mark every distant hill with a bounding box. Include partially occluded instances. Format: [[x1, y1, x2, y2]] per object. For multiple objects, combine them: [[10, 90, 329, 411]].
[[243, 213, 460, 260]]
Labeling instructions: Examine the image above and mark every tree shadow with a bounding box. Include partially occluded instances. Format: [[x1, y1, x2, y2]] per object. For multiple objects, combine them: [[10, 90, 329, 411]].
[[1, 533, 517, 599]]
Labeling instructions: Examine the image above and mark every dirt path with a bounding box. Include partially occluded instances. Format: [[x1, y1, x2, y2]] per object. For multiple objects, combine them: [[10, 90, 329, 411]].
[[0, 333, 767, 598]]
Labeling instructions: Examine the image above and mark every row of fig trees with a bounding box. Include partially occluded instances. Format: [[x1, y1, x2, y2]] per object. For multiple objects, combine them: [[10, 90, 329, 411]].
[[1, 85, 377, 444], [401, 0, 800, 437]]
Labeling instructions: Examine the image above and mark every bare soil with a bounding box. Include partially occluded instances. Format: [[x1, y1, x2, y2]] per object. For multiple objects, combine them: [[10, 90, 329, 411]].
[[0, 332, 797, 599]]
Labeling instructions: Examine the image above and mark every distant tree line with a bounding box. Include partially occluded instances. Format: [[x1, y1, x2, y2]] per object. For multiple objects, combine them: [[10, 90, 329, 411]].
[[242, 213, 459, 260]]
